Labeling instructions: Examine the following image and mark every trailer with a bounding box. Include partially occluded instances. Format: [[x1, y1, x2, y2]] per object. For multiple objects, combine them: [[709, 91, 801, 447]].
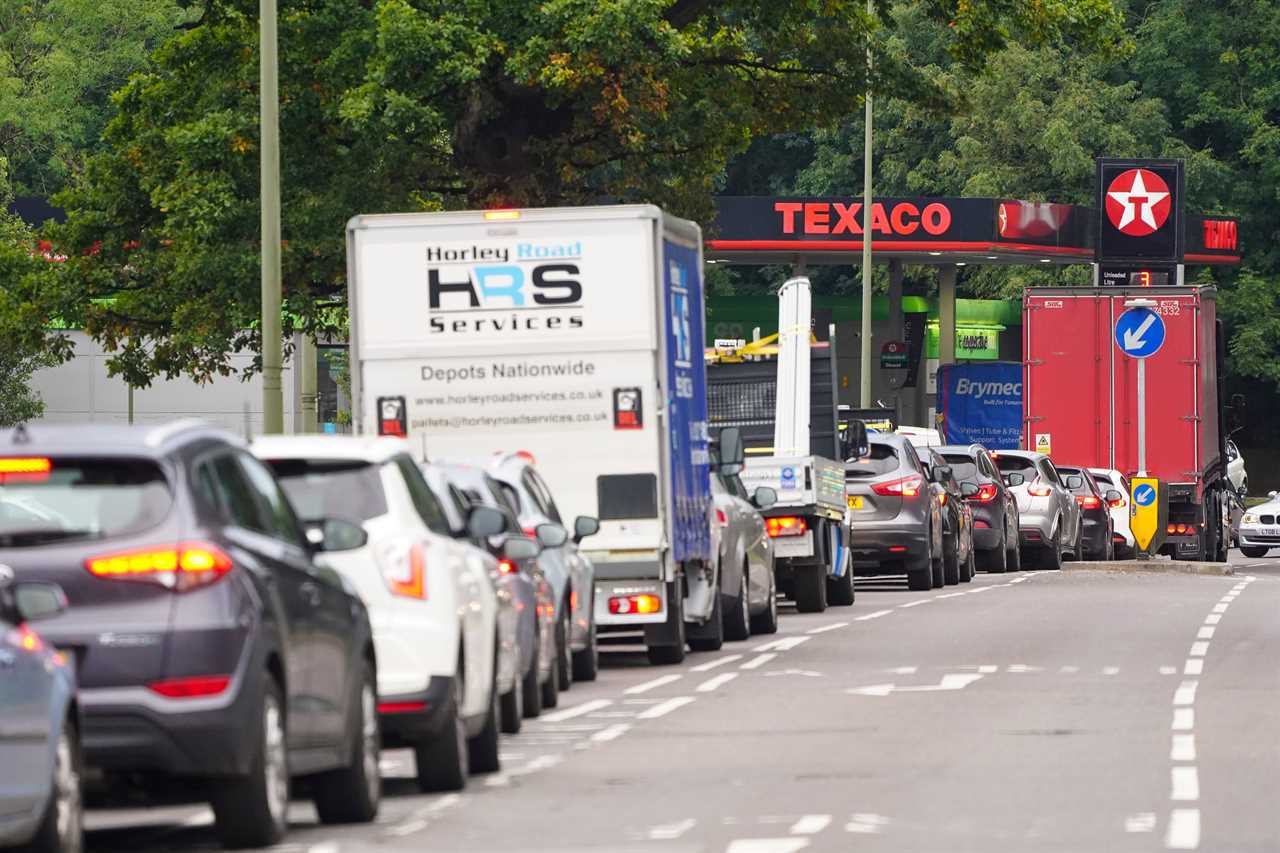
[[1023, 285, 1229, 561]]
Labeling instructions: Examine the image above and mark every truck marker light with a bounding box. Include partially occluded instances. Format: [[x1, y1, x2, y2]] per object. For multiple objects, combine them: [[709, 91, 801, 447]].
[[975, 483, 999, 502], [608, 594, 662, 615], [872, 474, 924, 498], [147, 675, 231, 698], [85, 542, 233, 592], [1076, 495, 1102, 509], [766, 517, 808, 537]]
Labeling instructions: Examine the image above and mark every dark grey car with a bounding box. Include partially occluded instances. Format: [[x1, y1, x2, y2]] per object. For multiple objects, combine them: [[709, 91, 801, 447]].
[[938, 445, 1022, 574], [846, 434, 944, 591], [0, 423, 380, 849]]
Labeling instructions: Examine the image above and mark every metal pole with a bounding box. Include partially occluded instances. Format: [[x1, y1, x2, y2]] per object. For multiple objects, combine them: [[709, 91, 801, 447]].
[[259, 0, 284, 434], [1137, 357, 1147, 476], [127, 384, 134, 425], [300, 335, 318, 433], [858, 0, 874, 408]]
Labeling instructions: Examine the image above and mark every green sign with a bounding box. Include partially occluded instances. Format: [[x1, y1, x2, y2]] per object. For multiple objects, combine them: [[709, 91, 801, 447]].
[[925, 325, 1002, 360]]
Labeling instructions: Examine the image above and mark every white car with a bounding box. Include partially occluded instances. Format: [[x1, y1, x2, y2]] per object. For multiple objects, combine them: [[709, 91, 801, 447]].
[[897, 426, 944, 450], [1226, 439, 1248, 497], [253, 436, 515, 792], [1089, 468, 1135, 558], [1237, 493, 1280, 558]]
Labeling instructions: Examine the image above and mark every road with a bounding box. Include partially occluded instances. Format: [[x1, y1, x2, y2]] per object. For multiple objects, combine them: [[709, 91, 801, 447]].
[[85, 551, 1280, 853]]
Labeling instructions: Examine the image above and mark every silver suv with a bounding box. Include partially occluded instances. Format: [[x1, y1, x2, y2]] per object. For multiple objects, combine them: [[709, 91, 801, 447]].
[[992, 450, 1082, 569]]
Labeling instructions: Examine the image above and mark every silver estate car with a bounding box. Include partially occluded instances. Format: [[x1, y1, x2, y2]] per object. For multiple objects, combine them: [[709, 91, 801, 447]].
[[710, 467, 779, 639], [992, 451, 1082, 569]]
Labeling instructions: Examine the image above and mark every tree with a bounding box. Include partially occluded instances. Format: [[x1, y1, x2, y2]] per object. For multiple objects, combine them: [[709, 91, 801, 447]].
[[0, 0, 195, 197], [49, 0, 1124, 385]]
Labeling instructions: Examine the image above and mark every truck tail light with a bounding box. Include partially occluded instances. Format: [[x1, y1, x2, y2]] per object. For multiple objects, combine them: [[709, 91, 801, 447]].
[[1167, 523, 1197, 535], [608, 594, 662, 615], [1027, 481, 1053, 497], [147, 675, 231, 698], [872, 474, 923, 498], [975, 483, 999, 503], [766, 517, 808, 537], [1076, 495, 1102, 510], [378, 540, 427, 599], [85, 542, 233, 592]]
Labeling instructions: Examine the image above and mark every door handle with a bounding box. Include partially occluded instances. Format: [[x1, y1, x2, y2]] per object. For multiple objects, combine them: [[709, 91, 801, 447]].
[[299, 582, 322, 607]]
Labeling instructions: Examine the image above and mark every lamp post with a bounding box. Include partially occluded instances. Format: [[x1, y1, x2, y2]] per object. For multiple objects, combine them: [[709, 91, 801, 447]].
[[259, 0, 283, 434], [859, 0, 874, 408]]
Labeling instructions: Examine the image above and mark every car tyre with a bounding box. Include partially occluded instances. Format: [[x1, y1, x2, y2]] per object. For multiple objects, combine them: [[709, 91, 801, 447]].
[[415, 674, 468, 792], [314, 663, 381, 825], [24, 716, 82, 853], [1042, 528, 1064, 571], [943, 534, 960, 585], [793, 563, 828, 613], [1240, 545, 1269, 558], [749, 564, 779, 635], [985, 533, 1009, 574], [572, 620, 599, 682], [961, 543, 976, 582], [826, 565, 856, 606], [500, 670, 523, 734], [467, 668, 501, 775], [722, 562, 751, 642], [554, 602, 573, 692], [212, 677, 289, 849], [539, 648, 560, 709], [907, 537, 934, 590], [688, 585, 725, 652], [647, 579, 686, 665], [520, 652, 542, 719]]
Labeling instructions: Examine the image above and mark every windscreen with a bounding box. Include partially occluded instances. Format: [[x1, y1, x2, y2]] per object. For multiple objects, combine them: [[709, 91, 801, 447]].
[[846, 443, 899, 477], [268, 459, 388, 523], [0, 456, 170, 546], [942, 455, 981, 483], [995, 456, 1037, 476]]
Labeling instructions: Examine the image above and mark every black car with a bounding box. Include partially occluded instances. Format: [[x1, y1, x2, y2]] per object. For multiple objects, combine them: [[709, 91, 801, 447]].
[[0, 423, 381, 849], [922, 449, 977, 585], [1057, 465, 1119, 560], [938, 444, 1022, 573]]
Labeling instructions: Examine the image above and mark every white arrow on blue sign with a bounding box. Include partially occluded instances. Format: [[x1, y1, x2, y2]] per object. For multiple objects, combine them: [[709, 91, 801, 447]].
[[1114, 307, 1166, 359], [1133, 483, 1156, 507]]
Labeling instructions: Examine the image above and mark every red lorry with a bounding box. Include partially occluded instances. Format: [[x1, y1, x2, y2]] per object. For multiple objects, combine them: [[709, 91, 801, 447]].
[[1023, 285, 1231, 562]]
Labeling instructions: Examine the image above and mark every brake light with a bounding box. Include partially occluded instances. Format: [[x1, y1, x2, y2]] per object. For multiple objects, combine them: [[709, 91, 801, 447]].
[[1028, 481, 1053, 497], [1076, 495, 1102, 510], [10, 624, 43, 652], [0, 457, 52, 484], [515, 450, 537, 465], [147, 675, 231, 698], [1108, 495, 1127, 508], [766, 516, 808, 537], [715, 508, 729, 527], [85, 542, 233, 592], [975, 483, 999, 503], [608, 594, 662, 615], [974, 520, 991, 529], [378, 701, 427, 714], [523, 527, 537, 538], [497, 559, 517, 575], [378, 540, 427, 599], [872, 474, 924, 498]]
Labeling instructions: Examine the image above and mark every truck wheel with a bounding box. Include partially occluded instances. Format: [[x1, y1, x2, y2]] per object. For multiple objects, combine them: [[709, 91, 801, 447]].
[[793, 564, 828, 613], [749, 566, 779, 635], [943, 535, 960, 585], [1241, 546, 1269, 558], [647, 580, 686, 665], [826, 566, 855, 606], [571, 621, 598, 682], [722, 562, 751, 642], [212, 676, 289, 849]]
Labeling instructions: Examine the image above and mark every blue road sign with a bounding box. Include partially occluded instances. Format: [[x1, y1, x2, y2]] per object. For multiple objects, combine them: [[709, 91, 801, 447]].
[[1133, 483, 1156, 507], [1114, 307, 1166, 359]]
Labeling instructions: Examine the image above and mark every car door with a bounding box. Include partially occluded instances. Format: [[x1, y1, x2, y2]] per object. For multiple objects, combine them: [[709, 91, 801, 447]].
[[0, 612, 54, 822], [1043, 460, 1078, 544], [730, 473, 771, 603]]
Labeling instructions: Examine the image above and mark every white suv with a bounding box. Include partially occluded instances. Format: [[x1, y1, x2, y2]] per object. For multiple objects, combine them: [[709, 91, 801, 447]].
[[253, 436, 515, 792]]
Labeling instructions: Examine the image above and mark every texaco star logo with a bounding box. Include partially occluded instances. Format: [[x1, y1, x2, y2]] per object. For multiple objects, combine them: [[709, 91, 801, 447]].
[[1105, 168, 1172, 237]]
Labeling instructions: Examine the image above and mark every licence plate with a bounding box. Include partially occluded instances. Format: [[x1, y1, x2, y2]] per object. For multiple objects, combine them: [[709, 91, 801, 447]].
[[847, 495, 864, 509], [1262, 527, 1280, 537]]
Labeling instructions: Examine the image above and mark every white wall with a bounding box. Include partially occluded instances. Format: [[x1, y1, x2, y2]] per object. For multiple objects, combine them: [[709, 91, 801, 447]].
[[30, 331, 299, 436]]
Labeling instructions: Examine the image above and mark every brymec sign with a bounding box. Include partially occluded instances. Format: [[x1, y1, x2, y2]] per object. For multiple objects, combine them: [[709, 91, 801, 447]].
[[1096, 158, 1184, 264]]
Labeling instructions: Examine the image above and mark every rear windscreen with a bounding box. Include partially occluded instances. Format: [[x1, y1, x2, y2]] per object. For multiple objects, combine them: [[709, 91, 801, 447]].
[[995, 456, 1036, 475], [597, 474, 658, 520], [846, 443, 899, 477], [268, 459, 388, 523], [0, 456, 171, 546], [942, 456, 981, 483]]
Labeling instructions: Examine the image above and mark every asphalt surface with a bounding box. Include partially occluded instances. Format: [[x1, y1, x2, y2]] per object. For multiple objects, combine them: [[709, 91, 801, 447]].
[[84, 549, 1280, 853]]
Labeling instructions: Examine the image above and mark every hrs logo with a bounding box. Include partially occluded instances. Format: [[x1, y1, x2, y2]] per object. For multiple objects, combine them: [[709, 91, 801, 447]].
[[425, 243, 585, 334]]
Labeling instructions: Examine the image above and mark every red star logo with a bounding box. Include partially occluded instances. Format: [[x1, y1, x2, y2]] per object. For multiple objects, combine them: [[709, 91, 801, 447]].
[[1105, 169, 1172, 237]]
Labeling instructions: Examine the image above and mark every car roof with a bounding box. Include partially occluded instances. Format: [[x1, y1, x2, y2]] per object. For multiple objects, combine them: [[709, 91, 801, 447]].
[[0, 420, 240, 457], [869, 433, 910, 449], [937, 444, 986, 457], [991, 449, 1043, 460], [252, 434, 410, 463]]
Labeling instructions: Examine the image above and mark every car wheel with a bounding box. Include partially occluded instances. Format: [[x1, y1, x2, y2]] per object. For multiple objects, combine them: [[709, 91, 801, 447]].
[[415, 672, 468, 792], [826, 564, 856, 606], [539, 645, 561, 709], [25, 715, 82, 853], [908, 536, 934, 591], [314, 662, 381, 824], [722, 562, 751, 641], [1042, 528, 1063, 571], [571, 619, 599, 682], [962, 542, 976, 582], [985, 532, 1009, 574], [212, 677, 289, 849], [943, 534, 960, 585], [793, 563, 828, 613], [500, 668, 523, 735], [688, 584, 725, 652], [749, 563, 779, 635], [467, 665, 501, 775], [555, 602, 573, 692], [1008, 531, 1023, 572], [1240, 546, 1269, 558], [520, 651, 542, 719]]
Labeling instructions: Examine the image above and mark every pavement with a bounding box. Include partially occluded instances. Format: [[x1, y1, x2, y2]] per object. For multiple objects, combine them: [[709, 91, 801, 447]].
[[84, 548, 1280, 853]]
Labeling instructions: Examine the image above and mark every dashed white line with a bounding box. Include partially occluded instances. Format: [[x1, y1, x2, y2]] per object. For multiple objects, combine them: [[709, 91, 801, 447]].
[[1125, 813, 1157, 833], [1188, 641, 1209, 657], [898, 599, 930, 608], [755, 636, 811, 652], [1102, 666, 1120, 676], [1160, 666, 1178, 675], [977, 665, 999, 674], [934, 592, 966, 599], [589, 724, 631, 743], [698, 672, 739, 693], [1204, 613, 1222, 625], [1171, 734, 1196, 762], [1196, 626, 1215, 639], [538, 699, 613, 723], [625, 674, 683, 695], [691, 654, 743, 672], [789, 814, 832, 835], [1172, 708, 1195, 731], [1170, 766, 1200, 801], [854, 609, 893, 621], [805, 622, 849, 635], [1211, 602, 1229, 613], [637, 696, 695, 719], [1165, 808, 1200, 849], [741, 653, 777, 670], [648, 818, 696, 840], [1184, 659, 1204, 675], [1173, 682, 1198, 706], [385, 819, 427, 837], [726, 839, 810, 853]]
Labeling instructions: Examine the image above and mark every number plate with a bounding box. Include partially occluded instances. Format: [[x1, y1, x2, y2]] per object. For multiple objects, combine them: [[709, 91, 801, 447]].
[[847, 495, 864, 510], [1262, 527, 1280, 537]]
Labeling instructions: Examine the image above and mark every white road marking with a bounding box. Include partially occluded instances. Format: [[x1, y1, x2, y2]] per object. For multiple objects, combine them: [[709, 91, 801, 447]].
[[648, 818, 696, 840], [849, 673, 983, 696], [1160, 666, 1178, 675], [966, 585, 995, 592], [898, 599, 930, 608], [755, 636, 810, 652], [805, 622, 849, 635], [421, 793, 462, 814], [1173, 682, 1198, 706], [538, 699, 612, 723], [789, 815, 832, 835], [1125, 813, 1157, 833], [977, 665, 1000, 674], [589, 724, 631, 743], [741, 653, 778, 670], [386, 820, 428, 837], [726, 839, 810, 853], [1061, 665, 1081, 674], [845, 812, 890, 834], [308, 844, 340, 853], [1171, 734, 1196, 762], [1172, 708, 1195, 731], [1184, 659, 1204, 675], [1008, 664, 1043, 673], [1211, 602, 1229, 613], [1196, 626, 1215, 639], [692, 654, 743, 672], [1103, 666, 1121, 676], [637, 696, 695, 719], [888, 666, 918, 675], [484, 773, 511, 786], [1165, 808, 1200, 849], [854, 609, 893, 621], [846, 683, 895, 697], [1204, 614, 1222, 625], [934, 592, 966, 599], [1171, 767, 1200, 801], [850, 813, 890, 826], [625, 674, 683, 695], [1188, 642, 1209, 657], [698, 673, 739, 692]]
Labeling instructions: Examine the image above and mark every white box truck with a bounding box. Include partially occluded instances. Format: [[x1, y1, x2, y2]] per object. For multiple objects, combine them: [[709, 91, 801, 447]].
[[345, 205, 728, 664]]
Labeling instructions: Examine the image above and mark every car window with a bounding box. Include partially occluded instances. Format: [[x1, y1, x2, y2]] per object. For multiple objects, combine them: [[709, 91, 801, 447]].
[[979, 453, 999, 479], [903, 443, 926, 474], [1092, 471, 1113, 487], [199, 454, 265, 532], [942, 454, 981, 483], [1041, 461, 1062, 484], [267, 458, 389, 524], [393, 456, 451, 535], [497, 480, 523, 517], [525, 469, 564, 524], [995, 455, 1036, 475], [236, 454, 305, 547], [846, 442, 899, 477], [729, 474, 750, 501]]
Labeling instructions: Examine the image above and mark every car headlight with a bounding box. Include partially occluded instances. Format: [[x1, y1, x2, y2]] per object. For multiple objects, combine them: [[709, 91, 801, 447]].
[[1242, 513, 1258, 525]]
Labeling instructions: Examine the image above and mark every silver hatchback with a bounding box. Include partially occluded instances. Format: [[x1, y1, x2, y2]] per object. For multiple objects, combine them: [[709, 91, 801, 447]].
[[992, 451, 1082, 569]]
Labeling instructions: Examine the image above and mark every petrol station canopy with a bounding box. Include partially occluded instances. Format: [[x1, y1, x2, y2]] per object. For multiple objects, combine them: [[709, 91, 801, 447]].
[[706, 197, 1241, 267]]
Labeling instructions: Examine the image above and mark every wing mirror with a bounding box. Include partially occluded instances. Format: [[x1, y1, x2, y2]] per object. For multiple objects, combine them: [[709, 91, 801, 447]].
[[1065, 475, 1084, 490], [842, 419, 870, 460], [960, 482, 980, 499], [751, 486, 777, 509], [14, 582, 68, 622], [1104, 489, 1123, 503], [1004, 472, 1025, 487], [502, 535, 540, 561], [717, 427, 745, 476], [573, 515, 599, 544], [536, 522, 569, 548], [306, 518, 369, 553], [467, 505, 507, 539]]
